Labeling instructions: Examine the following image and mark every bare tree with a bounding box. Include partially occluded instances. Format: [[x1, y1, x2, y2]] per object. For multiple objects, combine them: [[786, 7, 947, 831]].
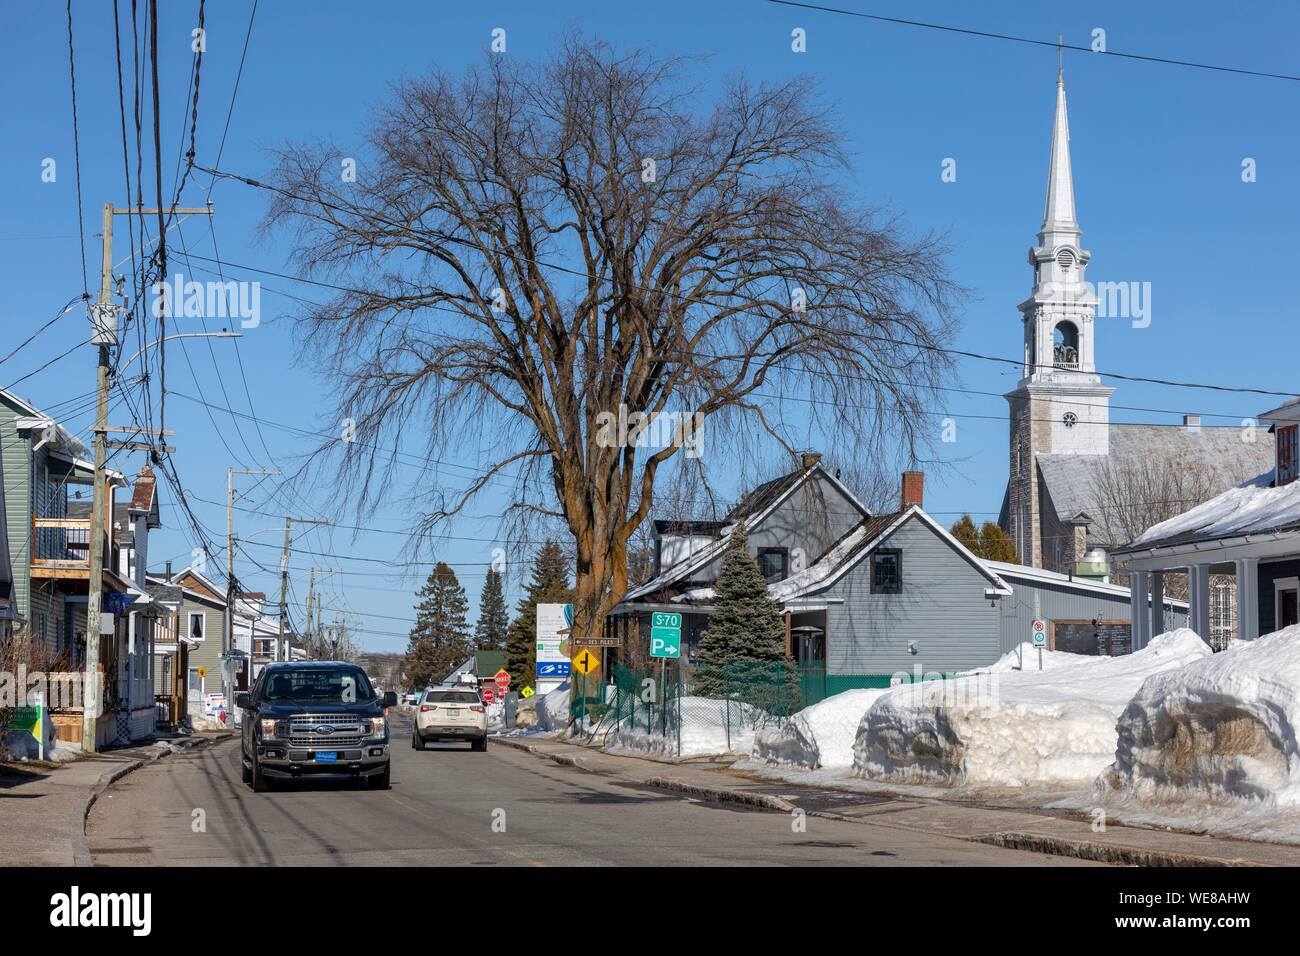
[[265, 37, 957, 639]]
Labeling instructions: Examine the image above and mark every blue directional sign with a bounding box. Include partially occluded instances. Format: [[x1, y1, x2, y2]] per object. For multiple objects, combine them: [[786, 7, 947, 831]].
[[536, 661, 572, 677]]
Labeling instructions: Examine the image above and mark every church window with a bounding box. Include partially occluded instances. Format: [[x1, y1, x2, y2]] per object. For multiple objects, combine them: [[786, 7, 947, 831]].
[[1062, 412, 1078, 428]]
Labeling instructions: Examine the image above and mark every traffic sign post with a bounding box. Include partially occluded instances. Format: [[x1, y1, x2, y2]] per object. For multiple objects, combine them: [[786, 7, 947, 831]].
[[649, 611, 681, 659], [1032, 619, 1048, 670]]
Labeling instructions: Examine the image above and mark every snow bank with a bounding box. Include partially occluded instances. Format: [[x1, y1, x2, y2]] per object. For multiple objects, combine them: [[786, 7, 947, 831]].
[[962, 642, 1095, 675], [856, 629, 1212, 787], [534, 682, 572, 732], [751, 689, 889, 769], [1101, 624, 1300, 806], [606, 696, 764, 757]]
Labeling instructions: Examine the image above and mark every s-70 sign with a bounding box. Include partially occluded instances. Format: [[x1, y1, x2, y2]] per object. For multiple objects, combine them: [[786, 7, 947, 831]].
[[650, 612, 681, 659]]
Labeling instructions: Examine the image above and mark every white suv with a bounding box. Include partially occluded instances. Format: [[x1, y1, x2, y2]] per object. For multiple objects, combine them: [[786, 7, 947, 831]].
[[412, 686, 488, 752]]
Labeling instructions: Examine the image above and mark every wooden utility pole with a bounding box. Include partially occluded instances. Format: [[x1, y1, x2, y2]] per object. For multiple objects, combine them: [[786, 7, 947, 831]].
[[84, 202, 210, 752], [226, 467, 278, 707], [279, 518, 330, 651]]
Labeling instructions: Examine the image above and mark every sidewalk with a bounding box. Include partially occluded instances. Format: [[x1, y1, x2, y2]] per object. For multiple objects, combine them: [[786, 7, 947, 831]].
[[492, 734, 1300, 866], [0, 733, 231, 867]]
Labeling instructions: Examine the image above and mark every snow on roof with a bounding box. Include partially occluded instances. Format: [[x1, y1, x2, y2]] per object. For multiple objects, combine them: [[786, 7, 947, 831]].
[[983, 558, 1187, 606], [1125, 469, 1300, 551]]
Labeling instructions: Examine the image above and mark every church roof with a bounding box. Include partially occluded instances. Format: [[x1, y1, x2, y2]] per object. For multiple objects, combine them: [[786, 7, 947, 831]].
[[1035, 424, 1275, 548], [1042, 71, 1077, 235]]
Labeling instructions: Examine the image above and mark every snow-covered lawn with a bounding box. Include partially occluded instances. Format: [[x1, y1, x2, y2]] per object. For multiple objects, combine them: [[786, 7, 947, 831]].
[[1100, 624, 1300, 807], [854, 630, 1212, 787], [751, 688, 890, 769]]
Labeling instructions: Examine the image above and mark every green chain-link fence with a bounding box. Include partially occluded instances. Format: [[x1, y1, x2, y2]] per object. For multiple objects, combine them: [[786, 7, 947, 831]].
[[570, 659, 825, 757]]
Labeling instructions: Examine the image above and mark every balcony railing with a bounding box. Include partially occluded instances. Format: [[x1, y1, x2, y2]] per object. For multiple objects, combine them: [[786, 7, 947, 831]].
[[1053, 345, 1079, 370], [31, 515, 113, 577]]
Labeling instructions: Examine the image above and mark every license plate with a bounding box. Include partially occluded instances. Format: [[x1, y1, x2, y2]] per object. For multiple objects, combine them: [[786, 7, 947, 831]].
[[447, 709, 461, 716], [315, 752, 337, 763]]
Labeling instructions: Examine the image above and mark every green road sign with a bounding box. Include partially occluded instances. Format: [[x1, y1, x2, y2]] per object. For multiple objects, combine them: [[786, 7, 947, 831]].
[[650, 611, 681, 659]]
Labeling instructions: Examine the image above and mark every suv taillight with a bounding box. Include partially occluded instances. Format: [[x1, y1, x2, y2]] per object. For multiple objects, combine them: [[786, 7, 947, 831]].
[[471, 705, 485, 713], [420, 704, 434, 712]]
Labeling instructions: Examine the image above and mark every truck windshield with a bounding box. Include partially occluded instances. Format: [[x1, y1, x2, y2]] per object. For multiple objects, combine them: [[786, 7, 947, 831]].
[[261, 668, 375, 703]]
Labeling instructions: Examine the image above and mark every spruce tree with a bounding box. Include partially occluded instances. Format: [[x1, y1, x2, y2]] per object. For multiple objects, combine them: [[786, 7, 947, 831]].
[[978, 521, 1021, 564], [692, 526, 789, 699], [474, 567, 510, 651], [950, 515, 980, 554], [504, 540, 572, 690], [404, 562, 473, 688]]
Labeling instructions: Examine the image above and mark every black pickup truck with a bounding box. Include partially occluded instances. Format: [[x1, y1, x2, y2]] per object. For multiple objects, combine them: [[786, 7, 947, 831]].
[[236, 660, 397, 792]]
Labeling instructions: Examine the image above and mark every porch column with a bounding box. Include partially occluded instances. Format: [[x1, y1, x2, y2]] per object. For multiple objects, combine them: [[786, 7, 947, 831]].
[[1235, 557, 1260, 641], [1188, 563, 1212, 642], [1129, 570, 1150, 652], [1149, 571, 1165, 639]]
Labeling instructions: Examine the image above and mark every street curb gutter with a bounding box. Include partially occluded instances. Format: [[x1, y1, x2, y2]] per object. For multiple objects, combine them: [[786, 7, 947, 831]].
[[491, 736, 796, 812], [975, 831, 1270, 868], [73, 733, 233, 867]]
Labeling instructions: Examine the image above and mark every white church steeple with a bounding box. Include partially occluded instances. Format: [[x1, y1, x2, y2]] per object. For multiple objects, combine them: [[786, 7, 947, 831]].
[[1004, 62, 1114, 569]]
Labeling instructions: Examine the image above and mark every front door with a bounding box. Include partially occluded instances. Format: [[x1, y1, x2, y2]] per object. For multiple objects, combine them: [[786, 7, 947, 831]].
[[1280, 588, 1299, 630]]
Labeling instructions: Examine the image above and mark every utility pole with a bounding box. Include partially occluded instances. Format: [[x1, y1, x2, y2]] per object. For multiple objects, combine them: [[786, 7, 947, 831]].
[[303, 567, 340, 660], [84, 202, 210, 753], [279, 518, 330, 652], [226, 467, 278, 710]]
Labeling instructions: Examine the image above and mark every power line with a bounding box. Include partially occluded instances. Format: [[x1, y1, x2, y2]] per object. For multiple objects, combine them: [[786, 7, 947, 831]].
[[764, 1, 1300, 82], [183, 172, 1299, 401], [63, 0, 89, 294]]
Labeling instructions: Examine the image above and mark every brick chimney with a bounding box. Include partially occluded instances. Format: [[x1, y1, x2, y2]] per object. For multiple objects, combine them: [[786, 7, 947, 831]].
[[800, 451, 822, 470], [900, 471, 924, 510]]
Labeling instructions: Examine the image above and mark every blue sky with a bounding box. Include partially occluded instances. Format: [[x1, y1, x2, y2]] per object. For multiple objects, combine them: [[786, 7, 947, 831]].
[[3, 1, 1297, 651]]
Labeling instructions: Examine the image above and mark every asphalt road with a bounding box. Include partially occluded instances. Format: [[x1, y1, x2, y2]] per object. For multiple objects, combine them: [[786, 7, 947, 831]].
[[87, 715, 1080, 866]]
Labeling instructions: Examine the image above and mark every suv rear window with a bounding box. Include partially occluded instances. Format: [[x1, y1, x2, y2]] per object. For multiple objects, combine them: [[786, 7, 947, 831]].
[[262, 668, 375, 702], [425, 690, 481, 704]]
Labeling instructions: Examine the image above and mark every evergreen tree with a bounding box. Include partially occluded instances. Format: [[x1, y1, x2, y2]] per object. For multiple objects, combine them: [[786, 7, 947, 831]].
[[950, 514, 980, 554], [505, 540, 572, 690], [949, 514, 1020, 564], [474, 567, 510, 651], [692, 526, 789, 699], [404, 562, 473, 688], [978, 521, 1020, 564]]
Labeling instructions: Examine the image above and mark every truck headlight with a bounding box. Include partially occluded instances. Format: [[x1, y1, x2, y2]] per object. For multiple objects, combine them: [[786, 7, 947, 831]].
[[369, 717, 386, 737], [259, 719, 280, 738]]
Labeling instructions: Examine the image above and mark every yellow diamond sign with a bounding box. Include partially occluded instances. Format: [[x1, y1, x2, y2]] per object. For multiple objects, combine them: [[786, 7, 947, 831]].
[[520, 686, 535, 699], [571, 647, 600, 676]]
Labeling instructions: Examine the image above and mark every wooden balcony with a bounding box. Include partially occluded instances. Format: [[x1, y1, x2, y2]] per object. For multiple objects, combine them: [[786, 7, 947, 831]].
[[30, 515, 129, 590]]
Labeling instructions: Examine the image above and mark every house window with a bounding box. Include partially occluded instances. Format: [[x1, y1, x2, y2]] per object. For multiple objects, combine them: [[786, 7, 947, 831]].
[[757, 547, 789, 583], [188, 612, 205, 642], [1278, 425, 1298, 485], [871, 549, 902, 594]]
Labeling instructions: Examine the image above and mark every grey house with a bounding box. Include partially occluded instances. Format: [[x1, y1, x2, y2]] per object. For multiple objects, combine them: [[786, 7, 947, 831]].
[[614, 460, 1187, 696]]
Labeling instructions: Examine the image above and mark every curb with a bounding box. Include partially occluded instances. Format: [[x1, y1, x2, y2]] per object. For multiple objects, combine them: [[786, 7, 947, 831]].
[[491, 735, 795, 812], [974, 830, 1271, 868], [73, 733, 233, 867]]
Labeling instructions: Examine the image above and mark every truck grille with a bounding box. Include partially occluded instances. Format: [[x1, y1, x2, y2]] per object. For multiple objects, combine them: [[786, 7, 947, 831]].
[[288, 714, 366, 747]]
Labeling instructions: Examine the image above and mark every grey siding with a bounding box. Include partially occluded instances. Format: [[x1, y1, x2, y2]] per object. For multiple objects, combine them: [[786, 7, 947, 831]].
[[1257, 557, 1300, 636], [817, 516, 1002, 676], [994, 571, 1189, 655], [179, 596, 226, 696], [1, 396, 32, 624], [695, 472, 866, 584]]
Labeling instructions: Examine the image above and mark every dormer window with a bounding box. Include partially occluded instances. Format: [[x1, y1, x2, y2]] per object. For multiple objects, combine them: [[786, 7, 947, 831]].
[[1278, 425, 1298, 485]]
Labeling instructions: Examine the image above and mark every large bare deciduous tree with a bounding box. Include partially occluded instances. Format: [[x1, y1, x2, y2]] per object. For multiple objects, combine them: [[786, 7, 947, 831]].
[[266, 38, 958, 639]]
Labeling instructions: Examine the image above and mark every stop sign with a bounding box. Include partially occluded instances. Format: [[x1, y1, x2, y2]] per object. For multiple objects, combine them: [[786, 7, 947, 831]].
[[483, 687, 496, 704], [494, 670, 510, 690]]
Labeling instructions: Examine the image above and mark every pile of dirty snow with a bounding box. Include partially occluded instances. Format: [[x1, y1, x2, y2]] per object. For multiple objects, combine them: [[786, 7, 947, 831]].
[[1100, 624, 1300, 806], [855, 629, 1212, 787], [751, 689, 890, 769], [606, 696, 765, 757]]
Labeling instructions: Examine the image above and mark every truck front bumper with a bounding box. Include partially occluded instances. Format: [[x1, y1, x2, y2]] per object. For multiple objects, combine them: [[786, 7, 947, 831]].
[[257, 741, 389, 778]]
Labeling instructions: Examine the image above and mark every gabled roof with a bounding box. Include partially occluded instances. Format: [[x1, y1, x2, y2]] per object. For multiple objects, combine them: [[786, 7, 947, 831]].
[[1034, 423, 1274, 548], [623, 461, 868, 602], [663, 506, 1012, 607]]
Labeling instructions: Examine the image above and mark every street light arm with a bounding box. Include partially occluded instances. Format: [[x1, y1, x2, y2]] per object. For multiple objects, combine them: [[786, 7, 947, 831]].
[[118, 330, 243, 371]]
